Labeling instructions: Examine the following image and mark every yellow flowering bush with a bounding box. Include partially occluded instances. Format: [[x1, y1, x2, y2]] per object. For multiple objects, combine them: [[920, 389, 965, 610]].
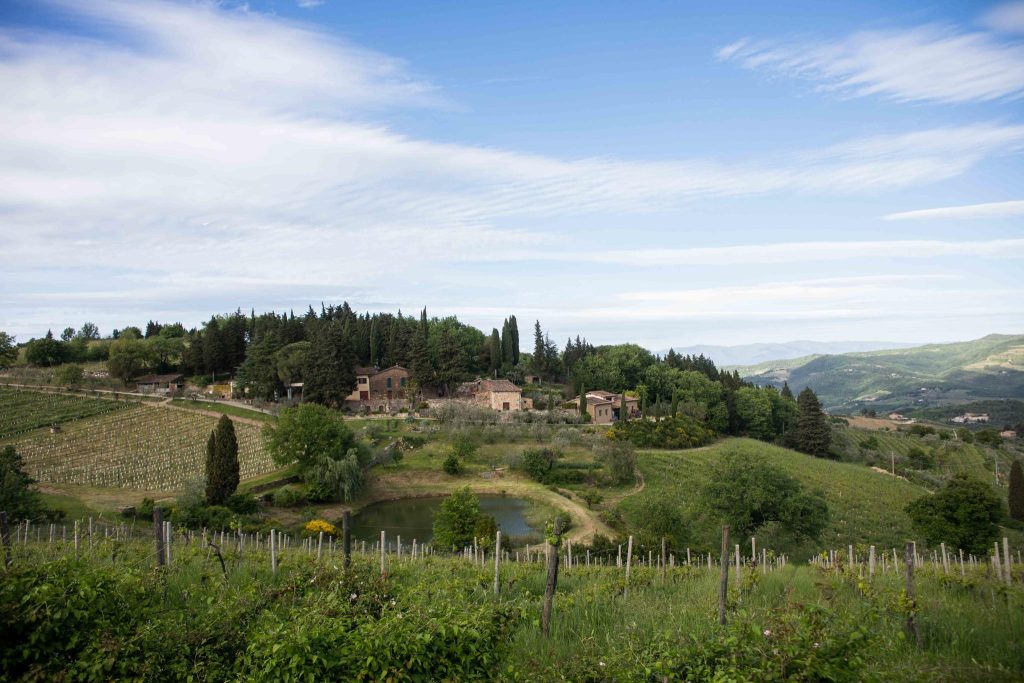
[[304, 519, 337, 537]]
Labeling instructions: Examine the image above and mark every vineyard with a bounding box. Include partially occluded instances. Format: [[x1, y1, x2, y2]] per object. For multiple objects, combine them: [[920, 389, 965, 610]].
[[1, 401, 274, 490], [0, 386, 130, 439], [1, 520, 1022, 681]]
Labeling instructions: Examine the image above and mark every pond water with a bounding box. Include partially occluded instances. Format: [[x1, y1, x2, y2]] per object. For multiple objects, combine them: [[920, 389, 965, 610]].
[[350, 495, 538, 544]]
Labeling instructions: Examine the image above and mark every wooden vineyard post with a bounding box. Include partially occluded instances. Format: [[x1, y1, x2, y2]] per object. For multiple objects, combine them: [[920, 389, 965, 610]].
[[624, 535, 634, 598], [541, 518, 562, 637], [959, 548, 965, 577], [661, 536, 667, 580], [869, 545, 876, 578], [165, 521, 172, 566], [342, 511, 352, 570], [718, 525, 730, 625], [1004, 537, 1012, 586], [941, 543, 949, 575], [270, 529, 277, 574], [380, 530, 386, 578], [153, 508, 165, 568], [734, 544, 740, 584], [494, 531, 502, 595], [317, 531, 323, 562], [1, 512, 11, 568], [74, 520, 80, 561], [904, 542, 920, 648]]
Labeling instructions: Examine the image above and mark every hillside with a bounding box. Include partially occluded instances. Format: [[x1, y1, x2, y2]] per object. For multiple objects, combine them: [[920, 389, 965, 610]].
[[668, 340, 912, 368], [739, 334, 1024, 413], [618, 439, 932, 561]]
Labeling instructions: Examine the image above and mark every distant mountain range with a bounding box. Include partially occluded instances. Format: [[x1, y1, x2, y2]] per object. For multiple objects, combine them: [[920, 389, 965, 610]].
[[665, 340, 915, 369], [734, 334, 1024, 413]]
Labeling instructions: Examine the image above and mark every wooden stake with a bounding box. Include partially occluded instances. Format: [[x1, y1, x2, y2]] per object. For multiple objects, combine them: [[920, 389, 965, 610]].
[[494, 531, 501, 595], [541, 518, 562, 637], [153, 508, 165, 568], [0, 512, 10, 568], [270, 529, 277, 574], [718, 525, 730, 625], [904, 542, 920, 647], [624, 535, 633, 597], [380, 530, 386, 578]]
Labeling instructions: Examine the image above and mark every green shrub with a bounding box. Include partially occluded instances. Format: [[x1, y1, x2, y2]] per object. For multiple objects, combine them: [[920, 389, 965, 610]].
[[226, 492, 260, 514], [521, 447, 557, 482], [609, 415, 714, 449], [443, 453, 462, 475], [272, 485, 306, 507]]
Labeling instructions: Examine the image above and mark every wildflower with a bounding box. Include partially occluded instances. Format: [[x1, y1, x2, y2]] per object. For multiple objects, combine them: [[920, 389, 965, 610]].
[[350, 593, 358, 600], [813, 642, 820, 649], [763, 629, 772, 637], [598, 662, 606, 667]]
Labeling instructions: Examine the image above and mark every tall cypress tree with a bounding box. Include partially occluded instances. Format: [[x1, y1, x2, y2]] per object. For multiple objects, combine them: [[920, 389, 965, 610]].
[[531, 320, 545, 378], [509, 315, 520, 366], [411, 308, 433, 389], [1009, 459, 1024, 522], [205, 415, 239, 505], [579, 386, 587, 418], [670, 388, 679, 418], [488, 328, 501, 374], [621, 393, 630, 422], [792, 387, 831, 457]]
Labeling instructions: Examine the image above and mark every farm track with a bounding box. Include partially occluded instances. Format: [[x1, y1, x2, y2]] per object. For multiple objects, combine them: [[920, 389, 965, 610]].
[[149, 399, 268, 428]]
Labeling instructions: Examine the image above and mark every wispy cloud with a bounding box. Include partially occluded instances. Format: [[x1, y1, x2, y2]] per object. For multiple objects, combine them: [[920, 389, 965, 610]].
[[515, 238, 1024, 267], [883, 200, 1024, 221], [982, 2, 1024, 35], [718, 16, 1024, 104], [1, 0, 1022, 342]]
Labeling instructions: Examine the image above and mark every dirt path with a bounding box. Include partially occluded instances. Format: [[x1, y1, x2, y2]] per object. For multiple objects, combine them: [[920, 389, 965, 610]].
[[145, 400, 268, 428]]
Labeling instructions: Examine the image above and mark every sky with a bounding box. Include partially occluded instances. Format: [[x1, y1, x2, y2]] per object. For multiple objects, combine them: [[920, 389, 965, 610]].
[[0, 0, 1022, 349]]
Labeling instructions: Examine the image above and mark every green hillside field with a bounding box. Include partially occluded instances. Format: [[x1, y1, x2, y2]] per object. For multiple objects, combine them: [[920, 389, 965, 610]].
[[617, 438, 1022, 562]]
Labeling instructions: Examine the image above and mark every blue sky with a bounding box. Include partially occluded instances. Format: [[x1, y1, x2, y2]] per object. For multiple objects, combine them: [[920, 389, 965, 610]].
[[1, 0, 1022, 348]]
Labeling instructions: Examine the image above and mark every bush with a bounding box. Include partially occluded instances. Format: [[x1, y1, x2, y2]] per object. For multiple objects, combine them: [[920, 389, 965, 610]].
[[304, 519, 337, 537], [609, 415, 714, 449], [443, 453, 462, 475], [272, 485, 306, 507], [226, 492, 260, 514], [521, 448, 557, 482]]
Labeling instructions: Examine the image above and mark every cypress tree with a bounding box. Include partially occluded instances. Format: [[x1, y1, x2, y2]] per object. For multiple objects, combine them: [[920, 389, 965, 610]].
[[532, 320, 545, 378], [670, 388, 679, 418], [410, 308, 433, 390], [641, 391, 649, 420], [489, 329, 501, 374], [509, 315, 520, 365], [1010, 460, 1024, 522], [620, 393, 630, 422], [579, 386, 587, 418], [205, 415, 239, 505], [781, 381, 794, 401], [792, 387, 831, 457]]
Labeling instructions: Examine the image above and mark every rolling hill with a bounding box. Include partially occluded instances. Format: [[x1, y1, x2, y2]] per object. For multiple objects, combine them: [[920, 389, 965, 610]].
[[738, 334, 1024, 413], [666, 340, 912, 368]]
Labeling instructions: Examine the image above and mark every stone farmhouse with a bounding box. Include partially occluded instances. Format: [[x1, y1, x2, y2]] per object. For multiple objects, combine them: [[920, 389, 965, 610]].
[[952, 413, 989, 424], [568, 390, 638, 424], [459, 378, 526, 411], [344, 365, 411, 411], [134, 373, 184, 396]]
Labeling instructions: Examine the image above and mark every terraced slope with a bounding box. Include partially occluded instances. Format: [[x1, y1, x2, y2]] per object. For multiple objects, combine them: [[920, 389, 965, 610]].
[[0, 387, 130, 439], [1, 401, 273, 490]]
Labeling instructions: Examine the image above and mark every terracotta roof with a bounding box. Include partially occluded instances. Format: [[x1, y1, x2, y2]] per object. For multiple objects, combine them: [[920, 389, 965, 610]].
[[478, 379, 521, 393], [354, 366, 379, 376]]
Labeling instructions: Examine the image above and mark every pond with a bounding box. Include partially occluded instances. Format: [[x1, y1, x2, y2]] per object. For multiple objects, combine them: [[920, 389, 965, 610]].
[[350, 495, 538, 544]]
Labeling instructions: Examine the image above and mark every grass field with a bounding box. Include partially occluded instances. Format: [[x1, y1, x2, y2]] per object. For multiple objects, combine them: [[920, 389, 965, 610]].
[[618, 439, 931, 560], [169, 398, 277, 423]]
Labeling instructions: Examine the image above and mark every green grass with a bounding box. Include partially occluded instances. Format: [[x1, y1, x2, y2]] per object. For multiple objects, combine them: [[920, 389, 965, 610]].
[[618, 438, 931, 560], [0, 386, 131, 439], [169, 398, 277, 423]]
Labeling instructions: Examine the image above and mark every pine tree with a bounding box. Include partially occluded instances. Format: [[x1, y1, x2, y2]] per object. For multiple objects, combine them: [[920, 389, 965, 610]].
[[303, 321, 357, 408], [411, 308, 433, 389], [792, 387, 831, 457], [436, 326, 465, 395], [1010, 460, 1024, 522], [781, 381, 794, 401], [205, 415, 240, 505]]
